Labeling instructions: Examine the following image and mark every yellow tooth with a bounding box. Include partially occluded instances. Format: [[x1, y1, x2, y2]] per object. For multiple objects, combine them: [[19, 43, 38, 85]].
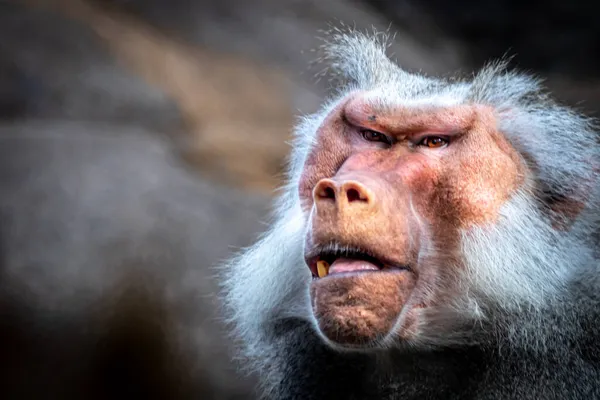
[[317, 260, 330, 278]]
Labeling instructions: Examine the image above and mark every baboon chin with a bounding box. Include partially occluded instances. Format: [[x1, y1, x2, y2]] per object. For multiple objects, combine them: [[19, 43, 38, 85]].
[[222, 29, 600, 399]]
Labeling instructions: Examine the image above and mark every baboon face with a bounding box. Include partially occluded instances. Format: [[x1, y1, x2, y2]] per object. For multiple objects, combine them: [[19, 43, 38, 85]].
[[299, 93, 526, 348]]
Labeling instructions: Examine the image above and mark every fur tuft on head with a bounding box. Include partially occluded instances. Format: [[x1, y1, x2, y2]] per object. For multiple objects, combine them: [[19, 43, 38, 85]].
[[316, 25, 401, 88]]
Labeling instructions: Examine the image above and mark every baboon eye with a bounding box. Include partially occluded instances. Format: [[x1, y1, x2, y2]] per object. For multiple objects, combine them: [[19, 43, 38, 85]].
[[418, 136, 449, 148], [361, 129, 393, 146]]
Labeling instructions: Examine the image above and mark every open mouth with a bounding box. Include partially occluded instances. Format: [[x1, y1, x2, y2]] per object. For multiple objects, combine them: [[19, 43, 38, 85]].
[[305, 245, 411, 279]]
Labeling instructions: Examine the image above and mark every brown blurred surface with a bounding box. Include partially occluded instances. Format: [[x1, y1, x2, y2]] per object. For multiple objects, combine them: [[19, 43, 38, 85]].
[[19, 0, 297, 191]]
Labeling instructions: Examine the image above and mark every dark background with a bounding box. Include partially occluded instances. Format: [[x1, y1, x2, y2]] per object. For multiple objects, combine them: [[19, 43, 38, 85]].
[[0, 0, 597, 398]]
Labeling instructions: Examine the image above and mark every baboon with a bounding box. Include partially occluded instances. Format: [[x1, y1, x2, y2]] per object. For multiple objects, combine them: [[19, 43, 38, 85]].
[[222, 31, 600, 399]]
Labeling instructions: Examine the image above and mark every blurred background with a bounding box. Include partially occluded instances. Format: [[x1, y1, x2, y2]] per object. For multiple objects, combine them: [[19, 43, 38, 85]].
[[0, 0, 598, 398]]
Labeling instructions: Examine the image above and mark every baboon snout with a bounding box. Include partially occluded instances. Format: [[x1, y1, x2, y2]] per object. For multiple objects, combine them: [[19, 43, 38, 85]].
[[313, 178, 375, 213]]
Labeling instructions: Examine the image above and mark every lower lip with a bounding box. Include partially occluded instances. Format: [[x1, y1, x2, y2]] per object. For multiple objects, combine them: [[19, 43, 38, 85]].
[[311, 267, 409, 280]]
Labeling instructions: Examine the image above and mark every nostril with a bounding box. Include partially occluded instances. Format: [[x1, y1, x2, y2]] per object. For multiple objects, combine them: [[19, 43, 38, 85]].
[[323, 186, 336, 200], [314, 179, 371, 205], [346, 187, 368, 203], [316, 184, 336, 201], [346, 188, 361, 202]]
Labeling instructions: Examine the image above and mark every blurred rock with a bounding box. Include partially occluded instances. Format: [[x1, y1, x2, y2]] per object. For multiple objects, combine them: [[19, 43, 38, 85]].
[[13, 0, 307, 190], [92, 0, 464, 94], [0, 120, 269, 399], [78, 4, 299, 190], [0, 1, 182, 131]]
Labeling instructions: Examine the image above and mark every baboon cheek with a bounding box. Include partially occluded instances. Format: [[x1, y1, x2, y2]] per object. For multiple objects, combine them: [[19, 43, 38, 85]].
[[309, 272, 415, 347]]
